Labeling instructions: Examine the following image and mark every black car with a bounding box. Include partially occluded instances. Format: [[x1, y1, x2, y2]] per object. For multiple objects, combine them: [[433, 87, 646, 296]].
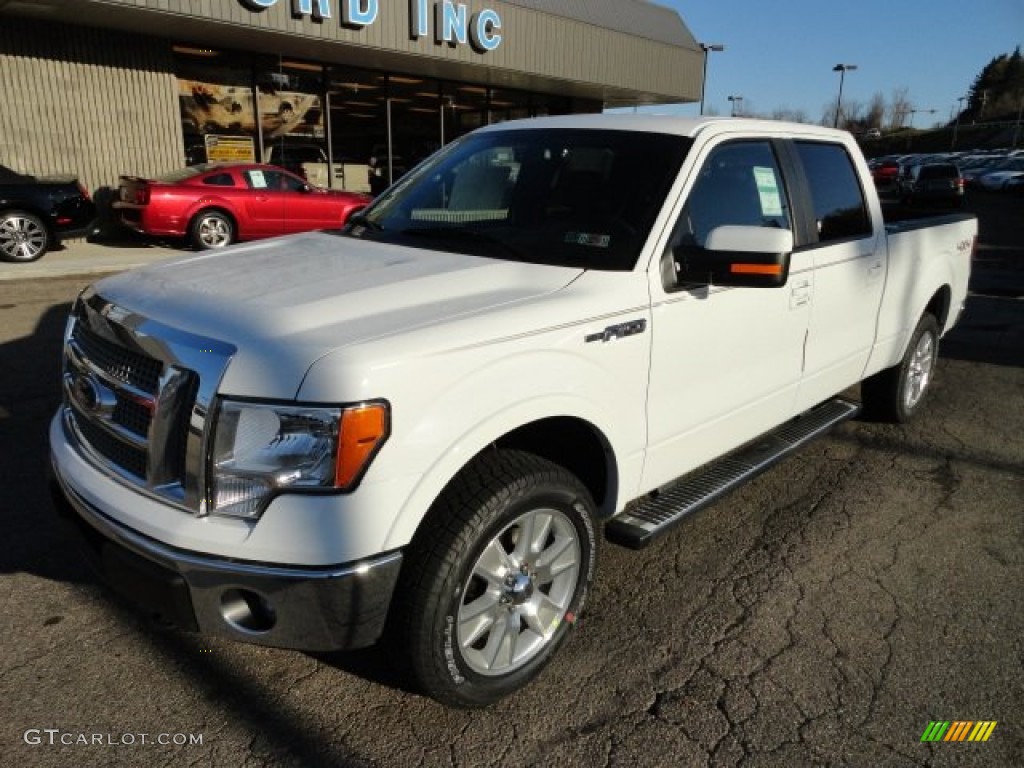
[[897, 162, 964, 208], [0, 165, 97, 262]]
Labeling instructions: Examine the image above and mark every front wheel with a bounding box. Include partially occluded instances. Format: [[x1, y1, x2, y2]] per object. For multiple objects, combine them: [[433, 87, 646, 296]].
[[862, 313, 940, 422], [0, 210, 50, 262], [389, 450, 597, 708], [189, 210, 234, 250]]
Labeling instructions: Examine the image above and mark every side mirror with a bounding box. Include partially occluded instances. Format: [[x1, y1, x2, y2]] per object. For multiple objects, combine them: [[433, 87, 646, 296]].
[[673, 225, 793, 288]]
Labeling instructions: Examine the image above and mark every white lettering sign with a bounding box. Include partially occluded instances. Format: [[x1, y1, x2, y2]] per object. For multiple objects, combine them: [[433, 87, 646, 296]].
[[241, 0, 502, 51]]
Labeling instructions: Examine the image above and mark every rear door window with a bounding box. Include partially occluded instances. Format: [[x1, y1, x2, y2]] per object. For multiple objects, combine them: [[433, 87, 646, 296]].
[[793, 142, 872, 243]]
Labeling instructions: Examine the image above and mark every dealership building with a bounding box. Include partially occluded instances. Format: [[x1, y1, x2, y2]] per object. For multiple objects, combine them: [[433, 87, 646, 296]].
[[0, 0, 702, 196]]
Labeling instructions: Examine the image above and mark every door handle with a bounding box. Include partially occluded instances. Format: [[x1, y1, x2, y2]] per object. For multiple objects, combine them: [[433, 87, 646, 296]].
[[790, 279, 811, 309], [867, 259, 884, 282]]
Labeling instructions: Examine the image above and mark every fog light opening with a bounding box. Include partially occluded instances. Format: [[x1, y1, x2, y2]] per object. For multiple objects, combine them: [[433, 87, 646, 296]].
[[220, 589, 276, 634]]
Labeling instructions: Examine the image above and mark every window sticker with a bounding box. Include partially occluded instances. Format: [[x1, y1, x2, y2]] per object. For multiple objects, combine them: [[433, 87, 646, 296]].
[[753, 166, 783, 216], [248, 170, 268, 189], [564, 232, 611, 248]]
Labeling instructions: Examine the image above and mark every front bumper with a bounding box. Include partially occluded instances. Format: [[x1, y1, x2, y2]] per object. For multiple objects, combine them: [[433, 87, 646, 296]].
[[51, 465, 403, 652]]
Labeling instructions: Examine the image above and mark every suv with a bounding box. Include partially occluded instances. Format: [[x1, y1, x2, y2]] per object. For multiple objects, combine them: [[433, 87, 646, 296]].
[[898, 162, 964, 207]]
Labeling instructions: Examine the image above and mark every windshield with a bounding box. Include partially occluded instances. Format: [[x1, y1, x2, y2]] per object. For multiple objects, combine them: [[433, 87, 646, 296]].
[[340, 128, 692, 270]]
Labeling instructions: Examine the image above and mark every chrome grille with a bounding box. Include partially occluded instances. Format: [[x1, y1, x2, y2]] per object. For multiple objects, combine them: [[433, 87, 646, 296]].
[[61, 289, 236, 514], [112, 397, 153, 438], [74, 412, 148, 479], [71, 320, 162, 393]]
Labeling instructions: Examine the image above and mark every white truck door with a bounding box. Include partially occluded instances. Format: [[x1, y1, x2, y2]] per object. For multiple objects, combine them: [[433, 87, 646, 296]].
[[642, 139, 813, 492], [790, 140, 885, 410]]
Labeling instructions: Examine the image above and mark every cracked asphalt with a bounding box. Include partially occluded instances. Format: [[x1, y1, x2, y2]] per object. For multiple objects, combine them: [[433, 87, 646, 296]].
[[1, 193, 1021, 767]]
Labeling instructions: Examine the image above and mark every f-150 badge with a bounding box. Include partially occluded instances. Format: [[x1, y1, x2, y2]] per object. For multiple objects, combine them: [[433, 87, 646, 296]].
[[585, 319, 647, 343]]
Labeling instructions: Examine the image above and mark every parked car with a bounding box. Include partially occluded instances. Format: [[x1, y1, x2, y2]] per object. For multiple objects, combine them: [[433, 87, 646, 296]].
[[113, 163, 371, 249], [1004, 175, 1024, 195], [868, 157, 901, 187], [960, 155, 1010, 186], [897, 162, 964, 207], [975, 157, 1024, 190], [0, 165, 96, 262]]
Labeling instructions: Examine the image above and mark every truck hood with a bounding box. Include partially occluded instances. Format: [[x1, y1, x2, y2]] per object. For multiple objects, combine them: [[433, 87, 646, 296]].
[[92, 231, 583, 397]]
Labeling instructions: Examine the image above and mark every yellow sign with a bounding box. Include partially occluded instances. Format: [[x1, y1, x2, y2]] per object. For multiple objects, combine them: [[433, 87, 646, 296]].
[[204, 135, 255, 163]]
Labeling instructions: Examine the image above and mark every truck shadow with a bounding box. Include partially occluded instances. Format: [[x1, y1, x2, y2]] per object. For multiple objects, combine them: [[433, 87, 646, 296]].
[[0, 300, 92, 584]]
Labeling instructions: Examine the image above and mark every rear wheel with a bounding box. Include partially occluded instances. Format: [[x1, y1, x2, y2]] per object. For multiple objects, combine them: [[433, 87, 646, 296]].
[[0, 210, 50, 262], [389, 450, 597, 708], [862, 313, 940, 422], [189, 210, 234, 250]]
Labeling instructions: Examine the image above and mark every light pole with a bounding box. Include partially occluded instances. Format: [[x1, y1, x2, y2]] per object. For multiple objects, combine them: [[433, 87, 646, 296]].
[[699, 42, 725, 115], [728, 95, 744, 116], [951, 96, 966, 150], [832, 63, 858, 129]]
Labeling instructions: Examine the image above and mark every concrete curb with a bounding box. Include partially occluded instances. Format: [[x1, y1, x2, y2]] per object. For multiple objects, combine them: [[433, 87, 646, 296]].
[[0, 238, 184, 282]]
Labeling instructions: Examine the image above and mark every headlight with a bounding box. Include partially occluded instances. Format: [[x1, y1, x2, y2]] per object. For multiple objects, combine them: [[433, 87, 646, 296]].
[[209, 399, 389, 519]]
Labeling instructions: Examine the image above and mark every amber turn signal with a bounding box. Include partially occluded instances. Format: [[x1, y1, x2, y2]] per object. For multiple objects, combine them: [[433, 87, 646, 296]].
[[336, 403, 390, 489]]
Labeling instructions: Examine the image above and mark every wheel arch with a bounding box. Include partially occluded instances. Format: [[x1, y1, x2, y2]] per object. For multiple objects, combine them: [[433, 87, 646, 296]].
[[489, 416, 614, 514], [382, 410, 623, 554], [924, 284, 952, 332]]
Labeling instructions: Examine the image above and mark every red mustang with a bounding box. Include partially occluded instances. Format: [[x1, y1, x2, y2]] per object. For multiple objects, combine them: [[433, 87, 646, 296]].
[[114, 163, 372, 250]]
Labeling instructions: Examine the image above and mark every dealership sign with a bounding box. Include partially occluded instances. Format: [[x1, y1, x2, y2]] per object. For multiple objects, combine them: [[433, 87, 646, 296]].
[[240, 1, 503, 52]]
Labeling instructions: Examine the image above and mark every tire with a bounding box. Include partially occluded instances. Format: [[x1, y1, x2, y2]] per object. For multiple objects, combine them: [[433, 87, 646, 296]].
[[862, 313, 940, 423], [189, 210, 234, 250], [0, 210, 51, 262], [389, 449, 597, 708]]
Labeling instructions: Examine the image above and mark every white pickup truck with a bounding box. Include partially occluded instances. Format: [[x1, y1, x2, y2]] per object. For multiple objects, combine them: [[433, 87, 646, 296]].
[[51, 115, 975, 707]]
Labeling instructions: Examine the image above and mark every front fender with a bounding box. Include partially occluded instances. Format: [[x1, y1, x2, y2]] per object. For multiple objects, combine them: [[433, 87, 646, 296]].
[[381, 377, 644, 553], [304, 339, 649, 554]]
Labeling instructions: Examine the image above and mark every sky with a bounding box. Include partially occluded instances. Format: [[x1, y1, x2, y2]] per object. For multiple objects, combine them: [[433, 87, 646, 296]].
[[629, 0, 1024, 125]]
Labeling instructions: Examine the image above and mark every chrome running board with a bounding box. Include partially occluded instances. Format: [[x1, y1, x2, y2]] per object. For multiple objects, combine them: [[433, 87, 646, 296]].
[[605, 397, 861, 550]]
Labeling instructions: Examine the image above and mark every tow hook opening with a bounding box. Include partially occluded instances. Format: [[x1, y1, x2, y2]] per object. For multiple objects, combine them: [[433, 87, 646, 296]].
[[220, 589, 276, 634]]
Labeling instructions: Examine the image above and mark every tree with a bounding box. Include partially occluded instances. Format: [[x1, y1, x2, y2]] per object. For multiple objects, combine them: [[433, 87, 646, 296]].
[[967, 47, 1024, 119], [866, 92, 886, 130], [888, 87, 912, 130], [770, 107, 810, 124]]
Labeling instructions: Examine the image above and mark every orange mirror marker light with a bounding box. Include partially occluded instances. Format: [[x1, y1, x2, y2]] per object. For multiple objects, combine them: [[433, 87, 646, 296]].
[[730, 263, 783, 276], [336, 403, 389, 488]]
